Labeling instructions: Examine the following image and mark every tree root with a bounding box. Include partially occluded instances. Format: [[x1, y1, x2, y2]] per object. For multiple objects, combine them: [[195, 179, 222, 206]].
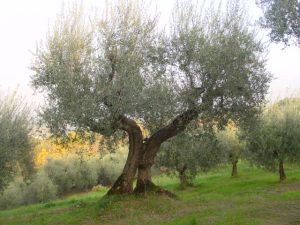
[[134, 179, 177, 199], [106, 175, 133, 195]]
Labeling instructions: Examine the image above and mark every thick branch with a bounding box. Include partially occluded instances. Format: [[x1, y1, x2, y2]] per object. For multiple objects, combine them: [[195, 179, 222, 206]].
[[140, 108, 198, 166], [147, 108, 198, 147], [114, 116, 140, 133]]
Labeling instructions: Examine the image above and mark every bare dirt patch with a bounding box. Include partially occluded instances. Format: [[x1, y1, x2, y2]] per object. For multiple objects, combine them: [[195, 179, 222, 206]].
[[276, 181, 300, 193]]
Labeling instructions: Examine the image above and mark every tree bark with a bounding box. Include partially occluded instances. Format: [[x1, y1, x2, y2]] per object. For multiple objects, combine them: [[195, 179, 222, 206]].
[[134, 164, 176, 198], [134, 164, 155, 194], [178, 164, 188, 187], [107, 117, 143, 195], [107, 108, 198, 196], [231, 160, 238, 177], [134, 143, 158, 194], [279, 160, 286, 182], [134, 109, 198, 195]]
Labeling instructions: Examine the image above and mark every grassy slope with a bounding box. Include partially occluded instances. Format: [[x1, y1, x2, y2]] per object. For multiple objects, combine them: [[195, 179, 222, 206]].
[[0, 163, 300, 225]]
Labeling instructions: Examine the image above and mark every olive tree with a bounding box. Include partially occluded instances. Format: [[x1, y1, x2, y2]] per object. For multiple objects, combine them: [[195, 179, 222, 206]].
[[257, 0, 300, 46], [156, 125, 223, 187], [31, 0, 271, 195], [0, 92, 34, 191], [245, 98, 300, 181], [216, 122, 245, 177]]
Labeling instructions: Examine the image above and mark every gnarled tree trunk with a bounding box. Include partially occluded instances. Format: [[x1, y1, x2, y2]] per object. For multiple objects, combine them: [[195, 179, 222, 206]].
[[134, 109, 198, 195], [107, 117, 143, 195], [279, 160, 286, 182], [231, 160, 238, 177], [108, 109, 198, 196]]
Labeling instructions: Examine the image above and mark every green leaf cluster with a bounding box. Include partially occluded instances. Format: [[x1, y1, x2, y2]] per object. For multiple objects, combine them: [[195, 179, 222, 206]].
[[245, 98, 300, 171], [0, 92, 34, 191]]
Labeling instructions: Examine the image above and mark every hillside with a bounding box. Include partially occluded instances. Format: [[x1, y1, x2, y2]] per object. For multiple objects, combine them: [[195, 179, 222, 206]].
[[0, 163, 300, 225]]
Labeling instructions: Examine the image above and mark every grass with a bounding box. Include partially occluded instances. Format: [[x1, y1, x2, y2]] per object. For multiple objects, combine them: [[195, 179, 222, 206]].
[[0, 163, 300, 225]]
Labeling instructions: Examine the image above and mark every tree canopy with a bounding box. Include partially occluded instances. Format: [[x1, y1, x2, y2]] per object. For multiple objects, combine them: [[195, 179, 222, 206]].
[[245, 98, 300, 181], [216, 122, 245, 176], [0, 92, 34, 191], [258, 0, 300, 46], [31, 0, 271, 195]]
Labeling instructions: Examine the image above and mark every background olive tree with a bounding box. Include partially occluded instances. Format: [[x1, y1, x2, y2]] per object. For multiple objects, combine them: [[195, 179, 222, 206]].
[[216, 122, 245, 177], [245, 98, 300, 181], [257, 0, 300, 46], [31, 0, 271, 195], [156, 124, 223, 188], [0, 92, 34, 191]]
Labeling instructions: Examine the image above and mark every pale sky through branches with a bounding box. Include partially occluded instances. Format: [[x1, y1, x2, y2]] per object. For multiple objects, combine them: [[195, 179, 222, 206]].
[[0, 0, 299, 105]]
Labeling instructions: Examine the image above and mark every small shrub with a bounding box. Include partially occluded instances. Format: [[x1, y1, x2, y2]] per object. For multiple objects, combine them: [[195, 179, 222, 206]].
[[43, 159, 74, 194], [0, 178, 26, 209], [24, 170, 58, 204], [96, 151, 126, 186], [43, 155, 98, 195], [67, 156, 98, 191], [0, 171, 57, 209]]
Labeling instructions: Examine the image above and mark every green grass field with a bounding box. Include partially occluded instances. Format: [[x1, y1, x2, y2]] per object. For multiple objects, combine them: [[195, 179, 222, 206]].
[[1, 163, 300, 225]]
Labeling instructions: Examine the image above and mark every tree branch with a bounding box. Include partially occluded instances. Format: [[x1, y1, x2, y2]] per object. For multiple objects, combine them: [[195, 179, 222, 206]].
[[143, 108, 199, 156]]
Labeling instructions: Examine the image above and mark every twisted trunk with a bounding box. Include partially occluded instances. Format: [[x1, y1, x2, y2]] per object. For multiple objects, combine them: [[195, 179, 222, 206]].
[[134, 109, 198, 195], [279, 160, 286, 182], [107, 109, 198, 195], [107, 117, 143, 195]]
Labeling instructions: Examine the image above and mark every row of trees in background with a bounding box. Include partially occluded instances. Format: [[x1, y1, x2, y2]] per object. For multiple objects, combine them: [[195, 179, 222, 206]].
[[0, 152, 126, 209], [156, 121, 244, 187], [157, 98, 300, 186], [0, 91, 299, 207]]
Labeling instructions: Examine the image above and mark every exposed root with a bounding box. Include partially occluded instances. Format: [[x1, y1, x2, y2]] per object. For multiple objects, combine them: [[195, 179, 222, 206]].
[[134, 179, 177, 199], [106, 175, 133, 195]]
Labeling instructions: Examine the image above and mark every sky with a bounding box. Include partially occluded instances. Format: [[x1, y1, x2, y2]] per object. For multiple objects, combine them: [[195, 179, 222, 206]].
[[0, 0, 299, 105]]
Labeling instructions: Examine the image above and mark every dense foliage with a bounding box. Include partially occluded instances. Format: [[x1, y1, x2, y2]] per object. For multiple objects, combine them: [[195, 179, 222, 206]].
[[258, 0, 300, 46], [0, 151, 126, 209], [245, 98, 300, 181], [157, 122, 246, 185], [0, 92, 34, 191], [216, 122, 245, 176], [156, 125, 223, 187]]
